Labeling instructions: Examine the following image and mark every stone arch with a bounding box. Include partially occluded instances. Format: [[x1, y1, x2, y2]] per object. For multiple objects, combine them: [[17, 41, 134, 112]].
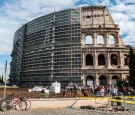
[[85, 35, 93, 44], [108, 33, 117, 38], [99, 75, 107, 85], [86, 54, 93, 65], [98, 54, 105, 65], [109, 35, 115, 44], [97, 35, 104, 44], [112, 75, 119, 85], [111, 54, 118, 65], [124, 54, 129, 65], [86, 75, 94, 86]]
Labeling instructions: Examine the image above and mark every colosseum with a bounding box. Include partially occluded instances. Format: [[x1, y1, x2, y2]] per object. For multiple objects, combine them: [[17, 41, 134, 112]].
[[10, 6, 130, 86]]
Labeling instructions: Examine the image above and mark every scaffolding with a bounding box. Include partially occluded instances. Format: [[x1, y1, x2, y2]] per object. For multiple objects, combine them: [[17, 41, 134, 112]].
[[10, 8, 82, 86]]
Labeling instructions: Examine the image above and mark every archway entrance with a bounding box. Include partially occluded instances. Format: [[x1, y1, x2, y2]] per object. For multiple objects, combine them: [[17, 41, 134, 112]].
[[86, 54, 93, 65], [86, 76, 94, 86], [111, 54, 118, 65], [99, 75, 107, 85], [98, 54, 105, 65], [112, 76, 119, 85]]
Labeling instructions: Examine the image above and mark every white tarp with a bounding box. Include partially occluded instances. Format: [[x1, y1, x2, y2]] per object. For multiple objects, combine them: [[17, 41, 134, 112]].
[[50, 81, 61, 93]]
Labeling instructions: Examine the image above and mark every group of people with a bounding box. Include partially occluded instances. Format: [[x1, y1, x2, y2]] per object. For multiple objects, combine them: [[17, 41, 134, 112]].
[[81, 85, 135, 97], [65, 82, 135, 97], [94, 85, 118, 96]]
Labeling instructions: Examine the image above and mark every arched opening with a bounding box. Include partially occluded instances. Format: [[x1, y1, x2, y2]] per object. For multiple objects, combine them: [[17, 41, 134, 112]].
[[86, 54, 93, 65], [99, 75, 107, 85], [98, 54, 105, 65], [111, 54, 118, 65], [86, 76, 94, 86], [97, 35, 104, 44], [85, 35, 93, 44], [112, 76, 119, 85], [109, 35, 115, 44], [124, 54, 129, 65]]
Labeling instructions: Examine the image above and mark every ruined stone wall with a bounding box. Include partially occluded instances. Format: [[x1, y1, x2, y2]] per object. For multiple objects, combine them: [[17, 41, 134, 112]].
[[81, 6, 129, 86]]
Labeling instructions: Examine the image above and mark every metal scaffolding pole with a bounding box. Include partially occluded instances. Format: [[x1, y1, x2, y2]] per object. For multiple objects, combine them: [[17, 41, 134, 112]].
[[51, 3, 55, 79]]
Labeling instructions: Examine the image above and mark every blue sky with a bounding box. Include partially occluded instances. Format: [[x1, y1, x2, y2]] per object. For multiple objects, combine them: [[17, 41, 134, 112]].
[[0, 0, 135, 78]]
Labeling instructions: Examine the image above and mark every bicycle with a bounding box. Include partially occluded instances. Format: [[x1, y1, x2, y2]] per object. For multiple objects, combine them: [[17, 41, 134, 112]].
[[21, 96, 31, 110], [0, 93, 31, 111], [19, 93, 31, 110]]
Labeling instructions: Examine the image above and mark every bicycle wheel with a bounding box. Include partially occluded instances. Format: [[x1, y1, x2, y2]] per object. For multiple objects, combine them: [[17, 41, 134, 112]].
[[25, 100, 31, 110], [19, 101, 27, 111]]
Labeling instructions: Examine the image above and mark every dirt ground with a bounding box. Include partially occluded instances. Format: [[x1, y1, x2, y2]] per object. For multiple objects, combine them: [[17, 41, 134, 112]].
[[0, 88, 95, 99]]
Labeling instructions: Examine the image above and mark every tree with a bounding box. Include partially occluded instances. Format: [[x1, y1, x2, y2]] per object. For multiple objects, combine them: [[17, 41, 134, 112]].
[[0, 76, 1, 83], [129, 47, 135, 88], [1, 75, 4, 83]]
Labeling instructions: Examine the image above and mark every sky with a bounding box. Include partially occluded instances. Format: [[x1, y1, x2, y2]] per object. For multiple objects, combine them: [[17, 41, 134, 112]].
[[0, 0, 135, 78]]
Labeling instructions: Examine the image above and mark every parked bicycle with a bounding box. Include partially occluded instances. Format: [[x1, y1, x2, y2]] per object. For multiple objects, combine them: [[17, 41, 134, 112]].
[[0, 93, 31, 111]]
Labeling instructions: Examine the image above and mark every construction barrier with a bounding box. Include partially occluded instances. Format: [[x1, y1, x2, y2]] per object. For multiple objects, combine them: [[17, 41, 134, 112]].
[[80, 95, 135, 104], [79, 95, 135, 113], [79, 96, 135, 108]]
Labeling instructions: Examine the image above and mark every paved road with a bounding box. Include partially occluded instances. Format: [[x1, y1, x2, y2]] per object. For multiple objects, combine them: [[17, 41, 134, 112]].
[[0, 109, 135, 115]]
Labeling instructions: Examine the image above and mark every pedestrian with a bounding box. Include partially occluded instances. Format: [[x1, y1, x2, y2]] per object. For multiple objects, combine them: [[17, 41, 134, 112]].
[[100, 86, 105, 96]]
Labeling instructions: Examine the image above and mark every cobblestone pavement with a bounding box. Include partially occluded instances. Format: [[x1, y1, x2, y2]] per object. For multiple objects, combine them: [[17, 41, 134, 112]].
[[0, 108, 134, 115]]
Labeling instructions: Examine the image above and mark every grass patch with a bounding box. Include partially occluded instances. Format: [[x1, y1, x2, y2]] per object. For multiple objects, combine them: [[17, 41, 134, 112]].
[[0, 86, 19, 88]]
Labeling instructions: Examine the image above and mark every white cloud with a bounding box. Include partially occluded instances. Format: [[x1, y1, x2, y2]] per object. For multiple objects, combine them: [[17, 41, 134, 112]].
[[123, 36, 135, 47], [100, 0, 110, 6], [0, 15, 18, 54], [109, 2, 135, 45], [111, 12, 135, 34]]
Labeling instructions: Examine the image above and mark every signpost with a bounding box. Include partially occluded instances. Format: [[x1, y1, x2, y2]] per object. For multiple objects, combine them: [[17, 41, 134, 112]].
[[4, 60, 7, 99]]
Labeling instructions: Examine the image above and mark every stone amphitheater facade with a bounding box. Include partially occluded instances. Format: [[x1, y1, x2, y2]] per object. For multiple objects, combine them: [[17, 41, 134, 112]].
[[10, 6, 129, 86]]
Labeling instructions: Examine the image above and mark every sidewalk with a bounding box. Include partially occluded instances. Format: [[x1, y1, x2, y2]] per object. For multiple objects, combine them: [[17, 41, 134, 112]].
[[29, 98, 108, 109]]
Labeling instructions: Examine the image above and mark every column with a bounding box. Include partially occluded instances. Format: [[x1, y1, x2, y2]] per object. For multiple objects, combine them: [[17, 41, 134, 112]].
[[82, 74, 85, 85], [108, 75, 112, 85], [95, 74, 99, 86], [119, 51, 122, 68], [93, 33, 96, 46], [116, 32, 119, 45], [120, 73, 123, 80], [105, 33, 109, 46], [81, 34, 85, 45], [107, 51, 110, 68], [94, 51, 97, 68]]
